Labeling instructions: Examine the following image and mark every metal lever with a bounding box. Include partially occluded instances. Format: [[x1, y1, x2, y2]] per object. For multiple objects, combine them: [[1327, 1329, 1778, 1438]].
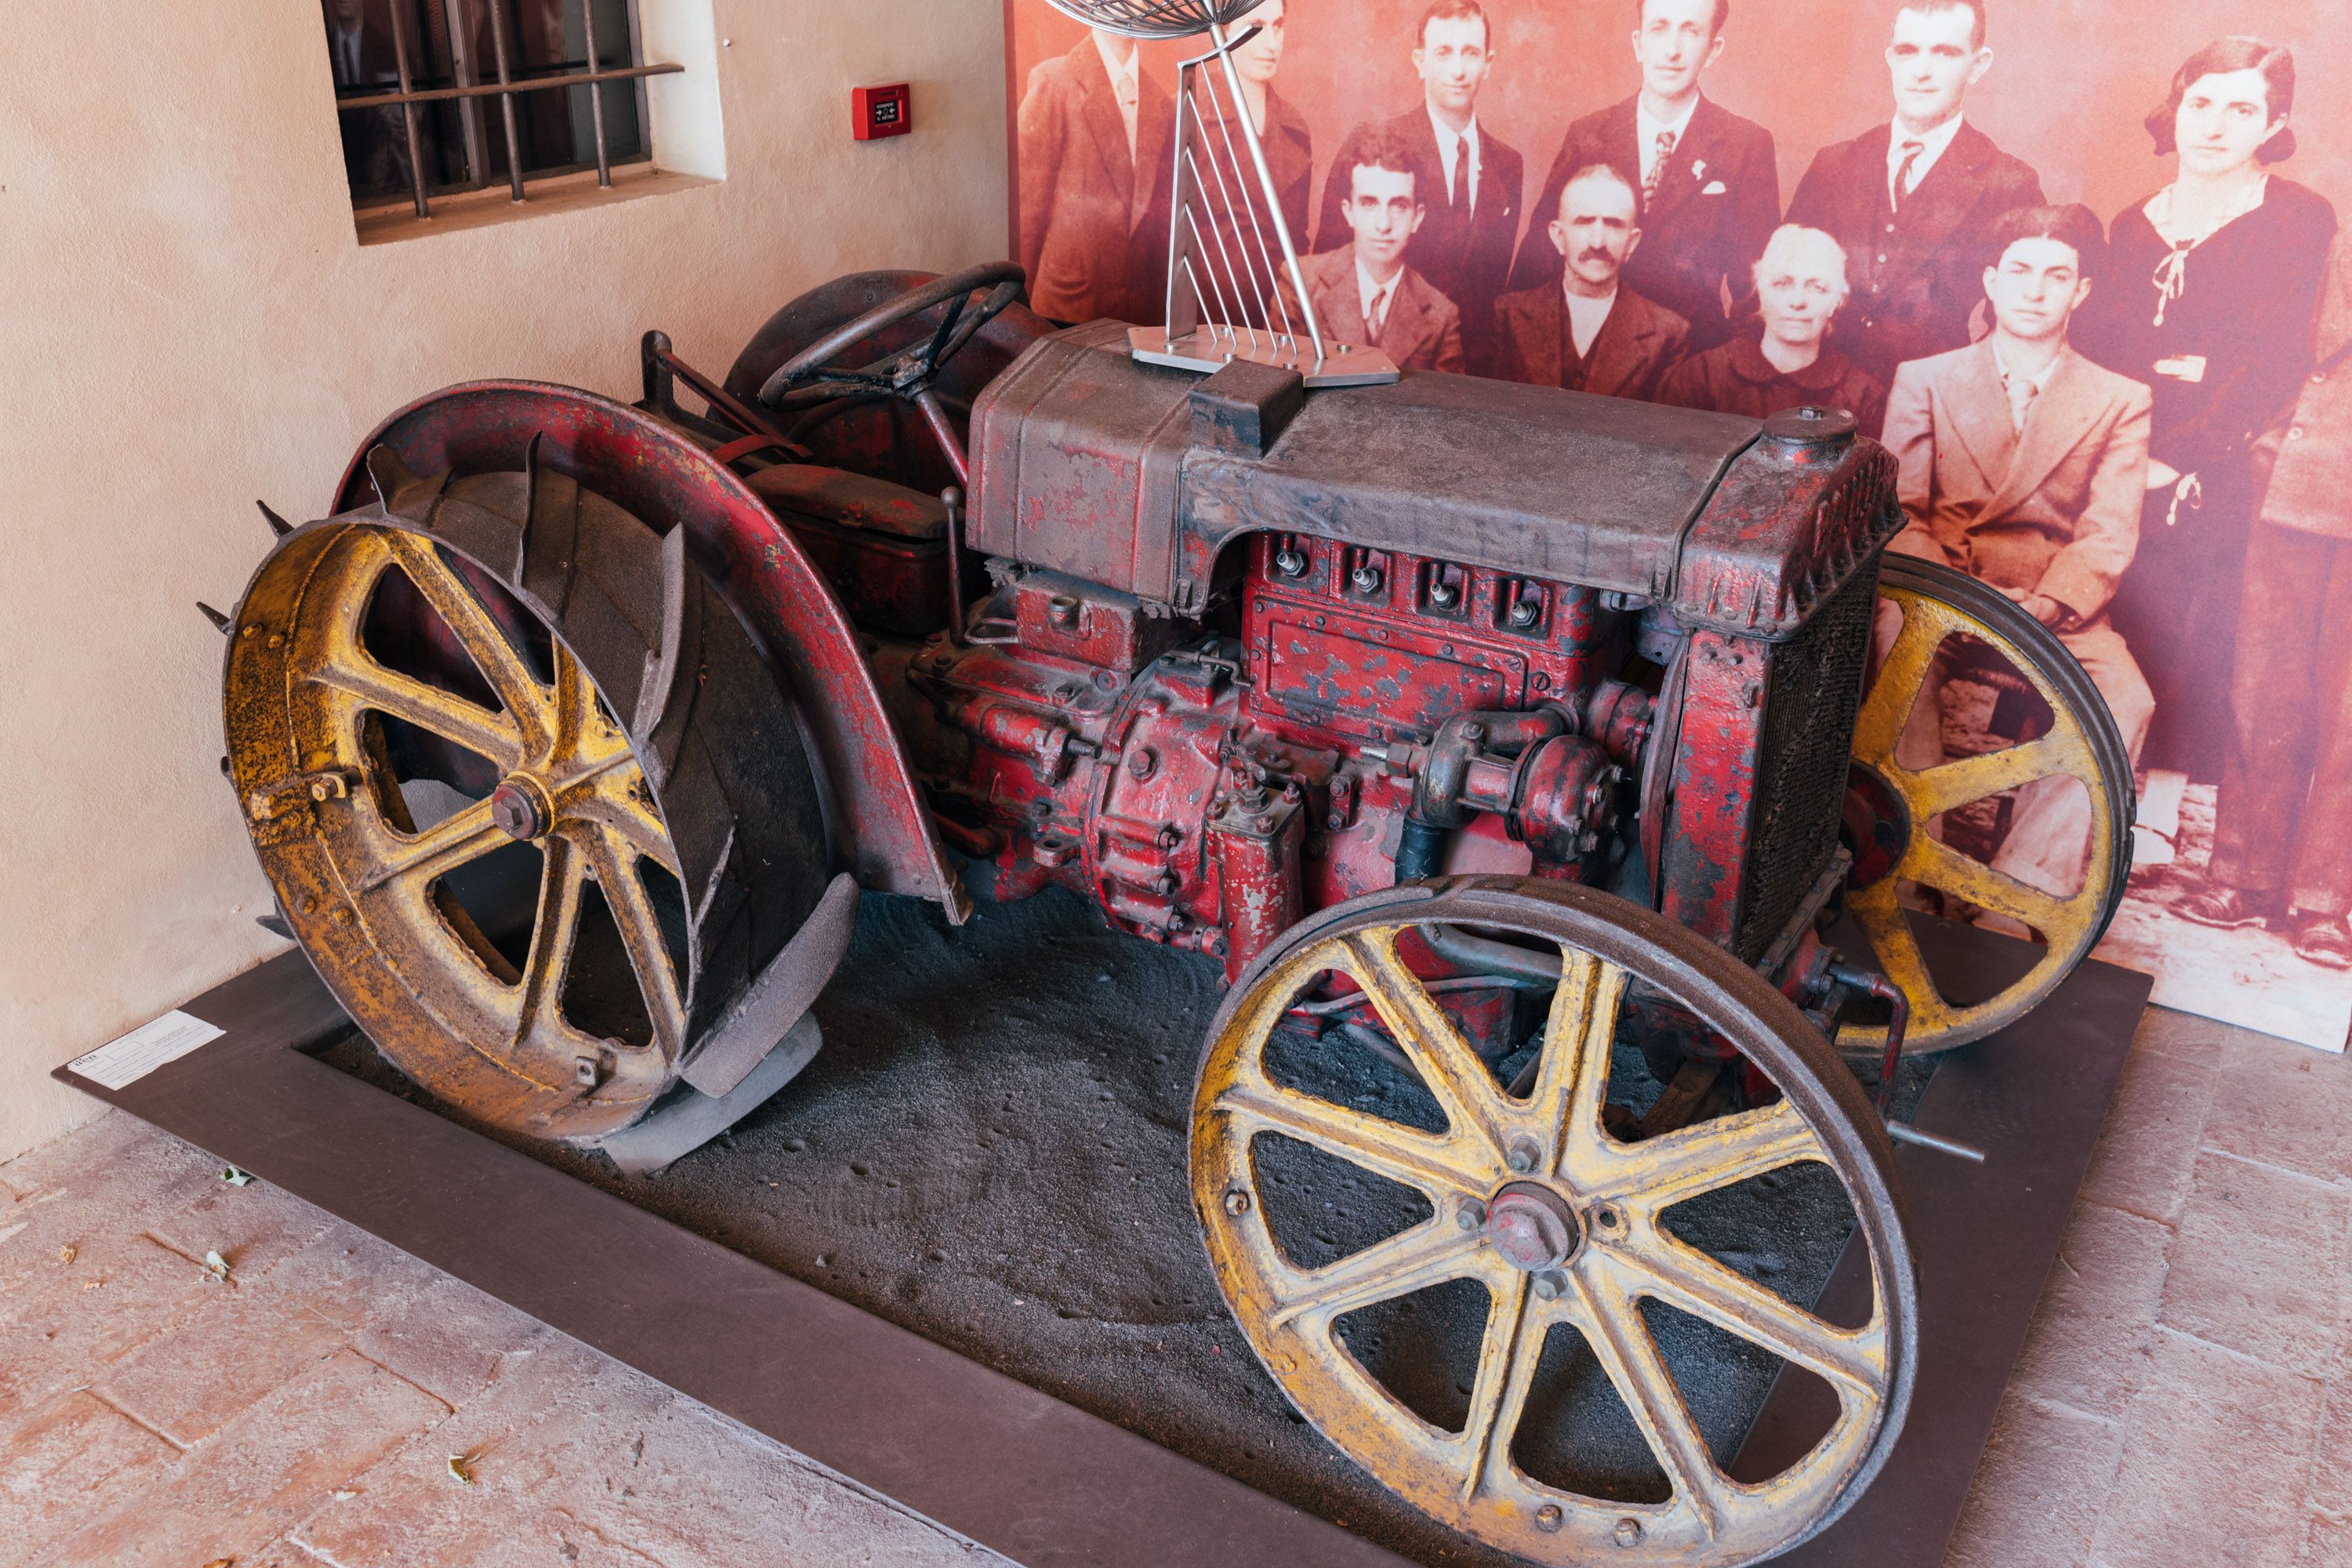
[[1824, 960, 1985, 1163]]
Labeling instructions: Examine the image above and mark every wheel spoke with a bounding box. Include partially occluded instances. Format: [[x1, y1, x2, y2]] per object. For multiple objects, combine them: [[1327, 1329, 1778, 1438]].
[[1907, 837, 2073, 934], [1534, 951, 1629, 1177], [583, 829, 686, 1059], [379, 531, 553, 752], [310, 653, 522, 771], [1267, 1218, 1482, 1330], [1594, 1099, 1819, 1212], [1852, 599, 1944, 767], [1214, 1080, 1490, 1196], [1839, 883, 1955, 1047], [1457, 1270, 1543, 1502], [1339, 930, 1510, 1158], [1614, 1230, 1883, 1396], [562, 764, 678, 877], [348, 798, 508, 895], [1905, 732, 2084, 819], [514, 833, 589, 1041], [1569, 1264, 1728, 1537]]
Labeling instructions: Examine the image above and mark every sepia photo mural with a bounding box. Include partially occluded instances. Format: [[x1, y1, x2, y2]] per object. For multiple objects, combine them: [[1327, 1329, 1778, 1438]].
[[1004, 0, 2352, 1050]]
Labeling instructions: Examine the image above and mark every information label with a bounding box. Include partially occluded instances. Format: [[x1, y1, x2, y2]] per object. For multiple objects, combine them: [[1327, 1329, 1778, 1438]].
[[67, 1011, 227, 1091]]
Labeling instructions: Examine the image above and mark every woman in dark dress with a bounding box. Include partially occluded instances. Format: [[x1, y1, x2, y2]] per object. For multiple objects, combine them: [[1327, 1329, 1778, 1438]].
[[2075, 38, 2336, 782]]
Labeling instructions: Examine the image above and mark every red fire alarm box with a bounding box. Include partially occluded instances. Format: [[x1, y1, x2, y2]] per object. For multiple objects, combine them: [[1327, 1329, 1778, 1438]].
[[852, 83, 913, 141]]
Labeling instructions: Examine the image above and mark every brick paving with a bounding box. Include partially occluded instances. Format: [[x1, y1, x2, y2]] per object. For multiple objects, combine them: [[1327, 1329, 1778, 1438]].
[[2, 1004, 2345, 1566]]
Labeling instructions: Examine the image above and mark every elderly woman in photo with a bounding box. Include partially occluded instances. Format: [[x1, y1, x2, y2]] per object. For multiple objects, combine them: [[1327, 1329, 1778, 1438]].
[[2075, 37, 2337, 785], [1657, 223, 1886, 433]]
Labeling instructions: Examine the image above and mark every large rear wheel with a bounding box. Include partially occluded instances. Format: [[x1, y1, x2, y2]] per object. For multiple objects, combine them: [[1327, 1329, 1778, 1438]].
[[224, 437, 830, 1140], [1192, 878, 1916, 1567]]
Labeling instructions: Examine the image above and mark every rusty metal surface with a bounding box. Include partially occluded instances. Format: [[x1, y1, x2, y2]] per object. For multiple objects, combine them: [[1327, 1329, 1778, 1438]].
[[330, 382, 964, 913], [969, 328, 1765, 612]]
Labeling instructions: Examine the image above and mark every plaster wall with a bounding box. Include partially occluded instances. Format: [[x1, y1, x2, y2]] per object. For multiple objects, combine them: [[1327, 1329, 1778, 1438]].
[[0, 0, 1010, 1160]]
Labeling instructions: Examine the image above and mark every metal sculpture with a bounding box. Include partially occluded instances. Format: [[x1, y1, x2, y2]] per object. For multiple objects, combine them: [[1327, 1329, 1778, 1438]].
[[1042, 0, 1400, 386]]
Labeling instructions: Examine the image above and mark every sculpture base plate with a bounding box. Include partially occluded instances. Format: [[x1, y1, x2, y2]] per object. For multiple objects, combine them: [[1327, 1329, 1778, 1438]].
[[1128, 326, 1402, 388]]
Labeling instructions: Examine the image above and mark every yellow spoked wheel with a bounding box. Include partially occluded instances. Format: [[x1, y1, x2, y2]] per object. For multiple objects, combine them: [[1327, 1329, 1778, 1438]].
[[1192, 879, 1915, 1568], [1841, 555, 2136, 1057], [224, 441, 829, 1140]]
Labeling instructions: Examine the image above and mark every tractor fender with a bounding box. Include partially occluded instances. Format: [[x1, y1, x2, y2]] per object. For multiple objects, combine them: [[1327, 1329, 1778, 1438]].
[[333, 379, 965, 920]]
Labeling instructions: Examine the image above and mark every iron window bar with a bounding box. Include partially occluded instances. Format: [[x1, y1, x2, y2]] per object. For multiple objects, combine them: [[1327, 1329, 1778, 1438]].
[[336, 0, 681, 220]]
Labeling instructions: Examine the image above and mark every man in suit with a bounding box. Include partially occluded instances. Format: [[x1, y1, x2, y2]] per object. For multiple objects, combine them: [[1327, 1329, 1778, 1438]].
[[1491, 163, 1689, 397], [1881, 204, 2154, 912], [1507, 0, 1779, 350], [2180, 237, 2352, 965], [1660, 224, 1888, 432], [1286, 129, 1466, 373], [1017, 27, 1174, 325], [1787, 0, 2043, 384], [1313, 2, 1523, 373]]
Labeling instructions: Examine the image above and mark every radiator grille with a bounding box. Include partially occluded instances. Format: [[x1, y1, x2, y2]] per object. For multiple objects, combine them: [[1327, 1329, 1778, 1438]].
[[1734, 564, 1881, 959]]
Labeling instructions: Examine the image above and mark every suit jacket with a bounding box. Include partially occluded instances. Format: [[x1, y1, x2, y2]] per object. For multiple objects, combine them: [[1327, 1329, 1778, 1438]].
[[1285, 249, 1465, 374], [1490, 284, 1688, 401], [1314, 108, 1523, 369], [2253, 233, 2352, 539], [1787, 121, 2044, 385], [1017, 38, 1174, 325], [1508, 93, 1780, 348], [1882, 339, 2153, 622]]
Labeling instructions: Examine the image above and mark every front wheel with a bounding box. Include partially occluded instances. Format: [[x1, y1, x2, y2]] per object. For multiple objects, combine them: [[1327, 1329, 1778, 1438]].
[[1841, 554, 2136, 1056], [1191, 878, 1916, 1568]]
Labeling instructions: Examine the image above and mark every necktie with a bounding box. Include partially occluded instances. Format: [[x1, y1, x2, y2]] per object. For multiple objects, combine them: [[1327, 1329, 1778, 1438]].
[[1891, 139, 1925, 216], [1453, 133, 1472, 213], [1644, 129, 1677, 208], [2005, 370, 2039, 432], [1369, 285, 1393, 341]]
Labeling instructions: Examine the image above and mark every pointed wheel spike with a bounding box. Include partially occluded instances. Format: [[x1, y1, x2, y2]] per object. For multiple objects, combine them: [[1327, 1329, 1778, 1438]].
[[256, 500, 294, 538], [197, 601, 233, 634]]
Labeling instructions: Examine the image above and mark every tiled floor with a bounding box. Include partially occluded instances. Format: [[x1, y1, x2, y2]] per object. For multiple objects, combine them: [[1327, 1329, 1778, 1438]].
[[2, 1004, 2345, 1567]]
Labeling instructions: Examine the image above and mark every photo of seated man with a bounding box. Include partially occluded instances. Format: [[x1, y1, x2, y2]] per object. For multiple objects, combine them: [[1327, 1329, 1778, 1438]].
[[1881, 203, 2155, 923], [1283, 128, 1466, 372], [2180, 235, 2352, 967], [1658, 223, 1887, 431], [1015, 26, 1174, 325], [1490, 162, 1688, 398]]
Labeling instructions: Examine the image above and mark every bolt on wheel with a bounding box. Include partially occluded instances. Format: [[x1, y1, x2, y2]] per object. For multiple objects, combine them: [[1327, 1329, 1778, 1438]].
[[1842, 554, 2136, 1056], [1192, 878, 1916, 1568], [224, 434, 829, 1140]]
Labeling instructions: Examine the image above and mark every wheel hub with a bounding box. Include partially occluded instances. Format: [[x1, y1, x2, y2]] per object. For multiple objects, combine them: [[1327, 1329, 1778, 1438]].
[[1485, 1181, 1583, 1272], [488, 775, 553, 841]]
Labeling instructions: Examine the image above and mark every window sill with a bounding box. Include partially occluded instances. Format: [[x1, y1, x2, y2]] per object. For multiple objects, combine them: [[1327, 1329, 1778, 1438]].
[[353, 163, 717, 246]]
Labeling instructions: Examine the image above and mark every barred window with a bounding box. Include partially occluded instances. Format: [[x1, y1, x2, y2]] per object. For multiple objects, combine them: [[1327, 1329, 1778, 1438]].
[[324, 0, 681, 217]]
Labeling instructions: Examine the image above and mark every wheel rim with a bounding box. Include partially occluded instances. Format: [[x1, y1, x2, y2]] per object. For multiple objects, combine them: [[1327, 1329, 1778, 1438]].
[[1841, 559, 2129, 1055], [277, 524, 685, 1120], [1192, 880, 1914, 1567], [229, 428, 830, 1142]]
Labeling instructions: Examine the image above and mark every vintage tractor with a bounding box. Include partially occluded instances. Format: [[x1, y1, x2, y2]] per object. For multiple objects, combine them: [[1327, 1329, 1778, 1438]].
[[212, 263, 2132, 1566]]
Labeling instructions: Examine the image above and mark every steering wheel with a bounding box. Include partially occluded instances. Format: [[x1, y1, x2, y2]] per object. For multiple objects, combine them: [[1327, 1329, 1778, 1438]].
[[755, 262, 1028, 411]]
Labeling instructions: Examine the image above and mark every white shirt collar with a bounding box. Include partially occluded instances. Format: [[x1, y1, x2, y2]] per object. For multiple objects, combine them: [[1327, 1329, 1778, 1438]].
[[1091, 31, 1140, 93], [1426, 104, 1482, 205], [1636, 94, 1700, 155], [1888, 112, 1965, 191], [1562, 286, 1617, 358], [1358, 255, 1405, 326]]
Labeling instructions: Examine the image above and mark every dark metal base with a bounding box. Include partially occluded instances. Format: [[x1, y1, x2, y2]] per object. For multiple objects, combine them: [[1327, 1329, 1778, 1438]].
[[56, 916, 2148, 1568]]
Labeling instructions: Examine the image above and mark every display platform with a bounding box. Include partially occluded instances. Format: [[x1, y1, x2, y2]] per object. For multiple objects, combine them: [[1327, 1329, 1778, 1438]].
[[57, 892, 2151, 1568]]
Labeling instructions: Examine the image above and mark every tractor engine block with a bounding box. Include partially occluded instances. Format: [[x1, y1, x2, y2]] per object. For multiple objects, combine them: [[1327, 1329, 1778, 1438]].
[[888, 543, 1653, 982]]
